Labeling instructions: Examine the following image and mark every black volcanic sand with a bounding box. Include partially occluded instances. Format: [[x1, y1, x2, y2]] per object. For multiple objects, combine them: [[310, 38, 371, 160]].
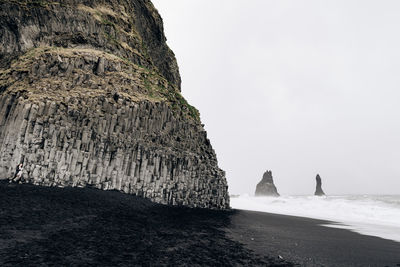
[[227, 210, 400, 267], [0, 181, 292, 266], [1, 181, 399, 267]]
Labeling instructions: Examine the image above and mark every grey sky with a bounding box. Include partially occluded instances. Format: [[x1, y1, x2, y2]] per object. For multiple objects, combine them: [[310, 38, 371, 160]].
[[152, 0, 400, 195]]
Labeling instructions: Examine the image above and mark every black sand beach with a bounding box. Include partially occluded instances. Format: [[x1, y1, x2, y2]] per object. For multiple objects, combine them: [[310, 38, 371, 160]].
[[0, 181, 292, 266], [228, 210, 400, 267], [1, 181, 399, 266]]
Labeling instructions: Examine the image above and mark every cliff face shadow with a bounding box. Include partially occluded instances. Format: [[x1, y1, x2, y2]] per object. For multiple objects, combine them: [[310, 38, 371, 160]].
[[0, 181, 291, 266]]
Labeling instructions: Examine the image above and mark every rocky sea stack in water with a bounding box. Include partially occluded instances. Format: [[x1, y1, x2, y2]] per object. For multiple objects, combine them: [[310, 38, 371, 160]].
[[255, 170, 280, 197], [314, 174, 325, 196], [0, 0, 229, 209]]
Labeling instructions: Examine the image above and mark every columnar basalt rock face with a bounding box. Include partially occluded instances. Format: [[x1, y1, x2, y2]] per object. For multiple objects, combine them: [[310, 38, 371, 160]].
[[314, 174, 325, 196], [0, 0, 229, 209], [255, 170, 280, 197]]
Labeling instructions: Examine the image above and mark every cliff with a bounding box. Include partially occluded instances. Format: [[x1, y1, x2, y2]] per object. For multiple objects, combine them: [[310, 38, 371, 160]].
[[0, 0, 229, 209], [255, 170, 280, 197], [314, 174, 325, 196]]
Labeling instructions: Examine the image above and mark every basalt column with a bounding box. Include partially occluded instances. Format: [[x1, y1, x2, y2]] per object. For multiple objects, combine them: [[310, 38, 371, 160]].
[[0, 0, 229, 209]]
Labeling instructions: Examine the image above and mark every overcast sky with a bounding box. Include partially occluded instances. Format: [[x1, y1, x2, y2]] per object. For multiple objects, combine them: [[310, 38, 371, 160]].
[[152, 0, 400, 195]]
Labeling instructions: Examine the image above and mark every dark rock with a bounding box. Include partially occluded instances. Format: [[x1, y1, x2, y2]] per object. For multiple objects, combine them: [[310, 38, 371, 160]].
[[0, 0, 228, 209], [0, 0, 181, 90], [255, 170, 280, 197], [314, 174, 325, 196]]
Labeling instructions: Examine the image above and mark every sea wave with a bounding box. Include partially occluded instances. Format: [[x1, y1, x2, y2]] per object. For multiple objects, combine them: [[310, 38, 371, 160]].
[[230, 194, 400, 243]]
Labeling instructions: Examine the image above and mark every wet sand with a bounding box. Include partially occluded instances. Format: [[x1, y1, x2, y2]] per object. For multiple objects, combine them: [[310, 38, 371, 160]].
[[227, 210, 400, 267], [1, 181, 399, 266]]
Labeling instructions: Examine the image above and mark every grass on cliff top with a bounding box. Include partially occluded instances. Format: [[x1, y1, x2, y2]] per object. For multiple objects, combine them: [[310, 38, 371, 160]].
[[1, 47, 200, 122], [76, 3, 150, 64], [2, 1, 144, 56], [2, 0, 154, 85]]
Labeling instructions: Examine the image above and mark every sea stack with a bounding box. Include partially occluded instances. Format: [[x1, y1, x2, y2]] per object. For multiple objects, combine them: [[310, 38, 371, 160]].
[[314, 174, 326, 196], [0, 0, 229, 209], [255, 170, 280, 197]]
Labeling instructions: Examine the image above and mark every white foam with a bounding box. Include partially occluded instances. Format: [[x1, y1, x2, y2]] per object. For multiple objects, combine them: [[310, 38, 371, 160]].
[[230, 194, 400, 243]]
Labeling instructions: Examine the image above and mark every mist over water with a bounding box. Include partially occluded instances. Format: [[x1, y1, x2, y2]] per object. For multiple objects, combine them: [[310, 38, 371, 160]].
[[231, 194, 400, 243]]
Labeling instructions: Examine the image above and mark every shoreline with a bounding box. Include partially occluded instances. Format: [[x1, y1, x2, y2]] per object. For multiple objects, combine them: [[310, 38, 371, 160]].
[[228, 209, 400, 267], [230, 194, 400, 244], [1, 181, 399, 266]]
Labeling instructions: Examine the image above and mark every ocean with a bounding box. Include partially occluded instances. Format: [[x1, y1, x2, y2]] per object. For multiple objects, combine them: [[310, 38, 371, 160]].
[[231, 194, 400, 243]]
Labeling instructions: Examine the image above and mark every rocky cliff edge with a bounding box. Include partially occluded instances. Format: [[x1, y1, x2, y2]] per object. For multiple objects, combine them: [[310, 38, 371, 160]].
[[0, 0, 229, 209]]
